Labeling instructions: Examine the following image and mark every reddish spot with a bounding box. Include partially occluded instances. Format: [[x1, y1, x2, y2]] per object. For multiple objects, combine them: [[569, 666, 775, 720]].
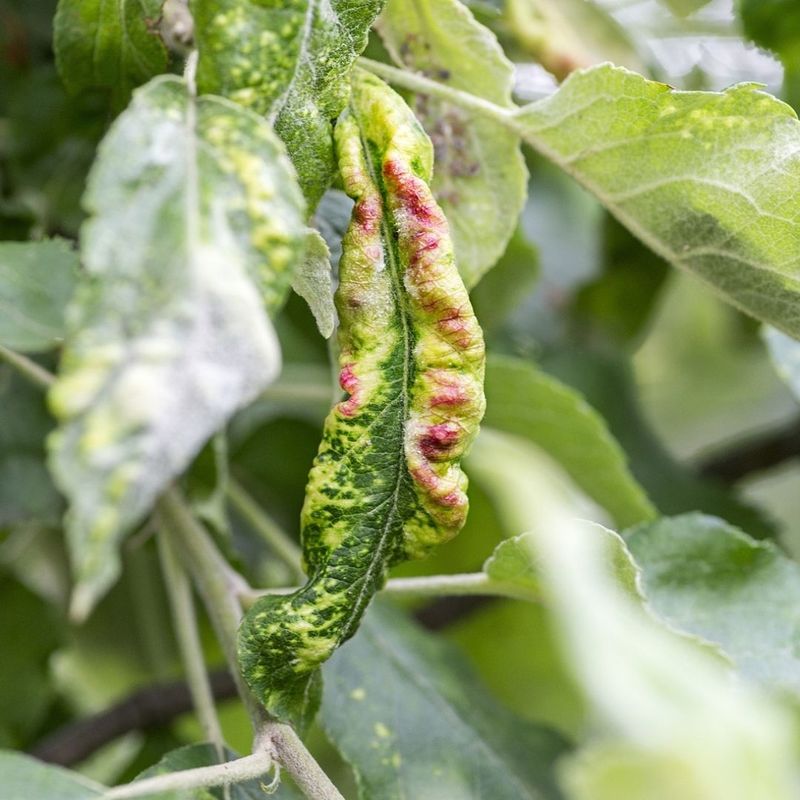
[[419, 423, 460, 459], [339, 398, 359, 417], [339, 364, 358, 394], [430, 386, 468, 407], [410, 465, 439, 492], [383, 160, 437, 224], [354, 197, 380, 234], [439, 490, 463, 507]]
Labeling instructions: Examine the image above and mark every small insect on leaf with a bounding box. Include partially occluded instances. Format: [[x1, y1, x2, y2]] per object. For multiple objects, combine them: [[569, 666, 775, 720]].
[[238, 70, 486, 728]]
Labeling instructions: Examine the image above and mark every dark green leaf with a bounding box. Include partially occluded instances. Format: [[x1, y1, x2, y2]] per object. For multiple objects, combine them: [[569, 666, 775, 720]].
[[0, 239, 78, 353], [193, 0, 384, 207], [320, 602, 569, 800], [54, 0, 167, 103], [48, 75, 306, 620]]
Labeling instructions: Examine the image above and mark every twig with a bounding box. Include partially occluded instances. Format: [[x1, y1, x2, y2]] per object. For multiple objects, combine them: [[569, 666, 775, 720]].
[[156, 487, 263, 728], [156, 531, 226, 759], [696, 416, 800, 483], [103, 751, 273, 799], [0, 343, 54, 389], [226, 479, 305, 579], [29, 671, 238, 766]]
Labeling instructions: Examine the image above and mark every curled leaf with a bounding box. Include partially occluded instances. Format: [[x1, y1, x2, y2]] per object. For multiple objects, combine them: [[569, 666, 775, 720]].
[[239, 71, 486, 725]]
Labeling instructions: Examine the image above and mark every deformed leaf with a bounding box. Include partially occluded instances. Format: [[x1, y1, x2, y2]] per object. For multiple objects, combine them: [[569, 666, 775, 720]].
[[54, 0, 167, 102], [193, 0, 384, 207], [238, 71, 485, 726], [320, 602, 569, 800], [483, 355, 655, 528], [626, 513, 800, 696], [48, 75, 306, 621], [517, 64, 800, 337], [0, 239, 78, 353], [378, 0, 527, 286], [292, 229, 336, 338]]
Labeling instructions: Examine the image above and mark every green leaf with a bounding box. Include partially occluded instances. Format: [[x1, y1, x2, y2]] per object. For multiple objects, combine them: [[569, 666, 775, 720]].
[[0, 751, 104, 799], [292, 230, 335, 339], [377, 0, 527, 287], [494, 458, 798, 800], [136, 744, 302, 798], [469, 225, 539, 332], [483, 355, 655, 528], [53, 0, 167, 103], [484, 527, 640, 601], [48, 75, 306, 621], [0, 240, 78, 353], [193, 0, 384, 207], [0, 366, 62, 529], [238, 72, 485, 727], [517, 64, 800, 337], [625, 513, 800, 696], [320, 602, 569, 800]]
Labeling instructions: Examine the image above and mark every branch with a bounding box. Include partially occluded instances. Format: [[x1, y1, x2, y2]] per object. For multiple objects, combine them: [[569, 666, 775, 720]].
[[0, 344, 54, 389], [358, 58, 514, 125], [103, 751, 273, 799], [157, 531, 226, 758], [29, 671, 238, 766], [696, 416, 800, 483]]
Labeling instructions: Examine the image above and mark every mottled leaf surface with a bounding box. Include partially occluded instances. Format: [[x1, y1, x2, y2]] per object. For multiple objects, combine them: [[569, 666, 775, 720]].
[[239, 72, 485, 726], [484, 355, 655, 528], [320, 603, 569, 800], [517, 64, 800, 336], [193, 0, 384, 207], [626, 513, 800, 696], [0, 239, 78, 353], [48, 75, 306, 621], [378, 0, 527, 286], [292, 229, 335, 338], [54, 0, 167, 102]]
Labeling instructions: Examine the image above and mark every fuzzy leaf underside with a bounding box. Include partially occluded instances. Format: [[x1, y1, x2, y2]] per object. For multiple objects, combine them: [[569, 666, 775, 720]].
[[377, 0, 527, 287], [48, 76, 306, 621], [518, 64, 800, 337], [54, 0, 167, 102], [239, 71, 486, 726], [193, 0, 384, 207]]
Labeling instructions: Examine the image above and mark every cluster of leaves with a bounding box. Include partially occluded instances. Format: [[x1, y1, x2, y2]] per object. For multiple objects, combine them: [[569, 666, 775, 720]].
[[4, 0, 800, 798]]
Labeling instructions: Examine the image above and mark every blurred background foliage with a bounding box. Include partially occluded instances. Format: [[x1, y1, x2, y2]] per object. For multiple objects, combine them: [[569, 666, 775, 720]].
[[3, 0, 800, 792]]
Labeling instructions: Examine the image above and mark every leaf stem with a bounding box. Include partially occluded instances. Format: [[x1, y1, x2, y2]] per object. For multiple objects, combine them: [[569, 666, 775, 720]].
[[156, 530, 227, 760], [357, 57, 516, 126], [156, 487, 264, 728], [156, 488, 345, 800], [226, 480, 305, 580], [0, 343, 55, 389], [103, 751, 273, 799], [242, 573, 538, 604]]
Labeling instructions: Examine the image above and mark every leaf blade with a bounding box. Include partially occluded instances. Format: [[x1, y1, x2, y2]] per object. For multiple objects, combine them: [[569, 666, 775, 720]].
[[48, 75, 306, 620], [193, 0, 384, 207], [238, 72, 485, 726], [517, 64, 800, 337]]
